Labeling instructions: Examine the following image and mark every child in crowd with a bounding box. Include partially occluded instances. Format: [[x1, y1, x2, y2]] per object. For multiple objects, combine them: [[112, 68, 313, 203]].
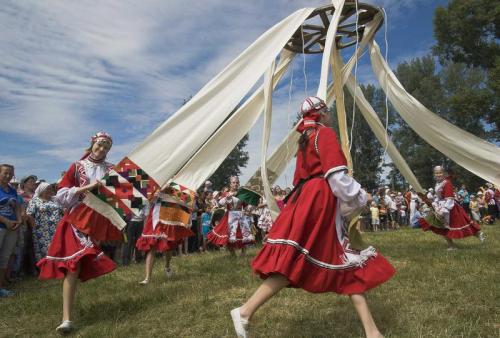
[[379, 201, 387, 231], [201, 205, 212, 252], [370, 202, 380, 232], [399, 205, 408, 225], [477, 191, 487, 218], [469, 195, 481, 223]]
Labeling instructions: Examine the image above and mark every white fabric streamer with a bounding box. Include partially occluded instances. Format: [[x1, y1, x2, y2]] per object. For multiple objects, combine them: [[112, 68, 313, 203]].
[[173, 50, 295, 189], [317, 0, 345, 100], [370, 41, 500, 186], [127, 8, 314, 186], [343, 67, 424, 192], [261, 61, 281, 218], [245, 14, 383, 188]]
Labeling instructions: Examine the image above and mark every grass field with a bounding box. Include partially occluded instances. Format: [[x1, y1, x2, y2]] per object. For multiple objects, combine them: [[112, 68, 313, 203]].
[[1, 224, 499, 338]]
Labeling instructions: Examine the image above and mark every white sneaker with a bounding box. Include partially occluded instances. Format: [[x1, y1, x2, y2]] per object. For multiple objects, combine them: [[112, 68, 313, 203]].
[[446, 246, 458, 251], [478, 232, 486, 243], [55, 320, 74, 335], [138, 278, 149, 285], [165, 268, 174, 278], [230, 307, 249, 338]]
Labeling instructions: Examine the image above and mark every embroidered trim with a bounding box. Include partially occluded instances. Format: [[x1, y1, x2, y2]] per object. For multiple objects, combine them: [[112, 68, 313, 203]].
[[209, 228, 228, 239], [323, 166, 349, 178], [45, 247, 90, 261], [266, 238, 376, 270], [157, 220, 188, 227], [444, 221, 476, 231], [75, 162, 89, 186], [140, 234, 169, 239], [314, 128, 321, 154], [87, 155, 105, 164]]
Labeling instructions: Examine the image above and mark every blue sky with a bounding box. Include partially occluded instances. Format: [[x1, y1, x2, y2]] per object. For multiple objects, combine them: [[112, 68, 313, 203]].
[[0, 0, 448, 186]]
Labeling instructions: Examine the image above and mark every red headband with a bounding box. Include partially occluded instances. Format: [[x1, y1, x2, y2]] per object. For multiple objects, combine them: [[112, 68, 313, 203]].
[[91, 131, 113, 145]]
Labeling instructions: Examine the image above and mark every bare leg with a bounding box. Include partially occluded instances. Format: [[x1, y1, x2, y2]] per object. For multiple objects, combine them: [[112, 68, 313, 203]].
[[445, 238, 456, 249], [240, 246, 246, 257], [239, 274, 289, 320], [164, 250, 172, 270], [350, 294, 383, 338], [62, 263, 81, 322], [143, 249, 155, 281]]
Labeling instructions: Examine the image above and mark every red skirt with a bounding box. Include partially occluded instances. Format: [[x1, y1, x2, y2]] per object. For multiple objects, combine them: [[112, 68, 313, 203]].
[[419, 202, 481, 239], [135, 211, 194, 253], [37, 217, 116, 282], [207, 213, 247, 249], [67, 203, 123, 242], [252, 177, 395, 294]]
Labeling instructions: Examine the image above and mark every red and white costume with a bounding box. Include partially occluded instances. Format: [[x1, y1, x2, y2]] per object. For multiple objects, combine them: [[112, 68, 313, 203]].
[[485, 187, 498, 220], [207, 192, 255, 248], [419, 176, 481, 239], [257, 199, 273, 233], [37, 158, 120, 281], [252, 110, 395, 294], [135, 198, 194, 253]]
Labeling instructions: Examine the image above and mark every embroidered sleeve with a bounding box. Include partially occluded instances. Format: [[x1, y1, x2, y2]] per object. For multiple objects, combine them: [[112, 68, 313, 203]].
[[328, 171, 367, 218], [327, 171, 364, 203], [55, 163, 80, 209], [316, 127, 348, 177]]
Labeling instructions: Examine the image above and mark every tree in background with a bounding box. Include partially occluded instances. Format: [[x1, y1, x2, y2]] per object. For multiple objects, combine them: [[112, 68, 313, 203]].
[[433, 0, 499, 133], [208, 134, 249, 191]]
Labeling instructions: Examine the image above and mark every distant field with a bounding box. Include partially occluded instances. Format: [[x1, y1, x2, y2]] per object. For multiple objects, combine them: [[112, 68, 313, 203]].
[[1, 224, 499, 337]]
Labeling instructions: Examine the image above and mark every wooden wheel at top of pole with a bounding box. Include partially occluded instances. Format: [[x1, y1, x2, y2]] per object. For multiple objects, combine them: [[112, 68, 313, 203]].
[[284, 1, 383, 54]]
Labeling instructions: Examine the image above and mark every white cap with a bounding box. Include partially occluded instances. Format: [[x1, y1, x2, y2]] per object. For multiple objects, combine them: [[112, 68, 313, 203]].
[[300, 96, 327, 115]]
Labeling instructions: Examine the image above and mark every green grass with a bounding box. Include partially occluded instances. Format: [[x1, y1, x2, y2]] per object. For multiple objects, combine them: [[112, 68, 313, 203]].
[[1, 224, 499, 338]]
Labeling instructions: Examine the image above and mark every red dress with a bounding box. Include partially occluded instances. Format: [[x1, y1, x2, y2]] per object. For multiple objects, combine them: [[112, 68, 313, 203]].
[[252, 124, 395, 294], [135, 201, 194, 252], [207, 193, 255, 249], [419, 178, 481, 239], [37, 159, 120, 282]]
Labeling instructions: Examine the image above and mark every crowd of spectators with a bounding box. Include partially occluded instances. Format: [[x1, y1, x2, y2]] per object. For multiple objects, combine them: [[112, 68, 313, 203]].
[[1, 162, 499, 298]]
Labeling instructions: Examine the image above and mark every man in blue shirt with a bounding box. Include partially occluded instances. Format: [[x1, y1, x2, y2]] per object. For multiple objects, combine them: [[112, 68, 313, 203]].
[[0, 164, 22, 297]]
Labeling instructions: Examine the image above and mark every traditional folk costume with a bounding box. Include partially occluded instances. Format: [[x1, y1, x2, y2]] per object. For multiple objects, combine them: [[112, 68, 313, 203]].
[[408, 189, 419, 222], [257, 201, 273, 234], [135, 197, 194, 254], [37, 136, 120, 282], [484, 186, 498, 222], [207, 192, 255, 248], [419, 176, 481, 239], [251, 97, 395, 294]]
